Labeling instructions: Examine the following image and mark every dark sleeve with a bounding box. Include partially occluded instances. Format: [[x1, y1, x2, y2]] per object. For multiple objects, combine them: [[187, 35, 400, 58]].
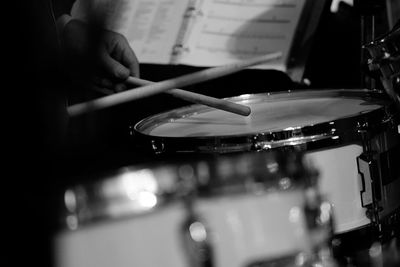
[[51, 0, 76, 18], [394, 19, 400, 30]]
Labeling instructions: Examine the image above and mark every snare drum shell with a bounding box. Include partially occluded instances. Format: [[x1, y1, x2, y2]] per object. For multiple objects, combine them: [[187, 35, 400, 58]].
[[196, 190, 311, 267], [306, 144, 370, 233]]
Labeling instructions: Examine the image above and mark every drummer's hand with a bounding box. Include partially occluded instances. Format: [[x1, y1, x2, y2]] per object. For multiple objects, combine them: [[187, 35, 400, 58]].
[[61, 19, 140, 93]]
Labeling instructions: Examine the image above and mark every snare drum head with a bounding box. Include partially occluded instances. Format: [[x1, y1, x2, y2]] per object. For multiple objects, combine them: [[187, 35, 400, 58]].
[[134, 89, 397, 152]]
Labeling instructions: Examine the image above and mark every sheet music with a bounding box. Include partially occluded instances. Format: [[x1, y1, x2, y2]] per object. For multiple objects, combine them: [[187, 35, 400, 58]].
[[180, 0, 306, 70], [71, 0, 307, 69], [71, 0, 189, 64], [124, 0, 188, 64]]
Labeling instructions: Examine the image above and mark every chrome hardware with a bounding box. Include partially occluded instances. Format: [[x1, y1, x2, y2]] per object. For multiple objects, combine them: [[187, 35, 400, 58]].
[[356, 151, 385, 227], [181, 215, 213, 267], [151, 139, 165, 154], [59, 163, 192, 229], [134, 90, 398, 154], [181, 187, 213, 267], [304, 189, 335, 250], [252, 134, 336, 151], [356, 106, 383, 226], [246, 246, 338, 267], [128, 125, 135, 136], [356, 118, 395, 227], [364, 26, 400, 108], [357, 154, 376, 207], [304, 192, 338, 267], [356, 119, 400, 240], [178, 162, 213, 267], [246, 252, 311, 267]]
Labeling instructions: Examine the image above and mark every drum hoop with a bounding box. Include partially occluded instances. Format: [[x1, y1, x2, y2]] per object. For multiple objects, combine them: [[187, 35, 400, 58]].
[[60, 164, 189, 230], [133, 89, 399, 153]]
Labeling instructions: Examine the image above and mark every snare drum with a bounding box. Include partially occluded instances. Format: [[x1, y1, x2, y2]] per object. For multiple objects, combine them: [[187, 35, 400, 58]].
[[133, 89, 400, 236], [54, 152, 334, 267]]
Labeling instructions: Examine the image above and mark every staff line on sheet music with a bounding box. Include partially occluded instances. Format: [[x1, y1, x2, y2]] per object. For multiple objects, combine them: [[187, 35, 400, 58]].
[[207, 14, 290, 24], [213, 0, 296, 8], [201, 30, 286, 40]]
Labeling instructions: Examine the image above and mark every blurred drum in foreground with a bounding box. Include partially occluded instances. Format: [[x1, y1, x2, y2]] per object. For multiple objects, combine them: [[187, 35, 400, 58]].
[[53, 151, 335, 267], [133, 89, 400, 244]]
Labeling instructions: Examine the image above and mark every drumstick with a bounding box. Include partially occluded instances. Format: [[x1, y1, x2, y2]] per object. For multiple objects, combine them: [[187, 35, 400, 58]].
[[68, 51, 282, 116], [126, 77, 251, 116], [90, 79, 251, 116]]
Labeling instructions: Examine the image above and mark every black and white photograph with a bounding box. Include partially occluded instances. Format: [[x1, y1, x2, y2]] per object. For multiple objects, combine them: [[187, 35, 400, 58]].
[[6, 0, 400, 267]]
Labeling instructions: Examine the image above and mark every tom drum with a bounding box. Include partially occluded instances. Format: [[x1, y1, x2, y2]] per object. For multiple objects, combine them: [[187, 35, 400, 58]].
[[54, 152, 334, 267]]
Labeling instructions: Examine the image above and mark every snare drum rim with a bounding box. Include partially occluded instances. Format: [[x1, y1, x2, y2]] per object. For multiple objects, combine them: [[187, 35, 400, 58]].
[[133, 89, 399, 153], [59, 163, 191, 230]]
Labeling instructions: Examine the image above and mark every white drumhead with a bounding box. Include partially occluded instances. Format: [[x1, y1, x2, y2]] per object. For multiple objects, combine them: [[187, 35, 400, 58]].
[[147, 96, 382, 137]]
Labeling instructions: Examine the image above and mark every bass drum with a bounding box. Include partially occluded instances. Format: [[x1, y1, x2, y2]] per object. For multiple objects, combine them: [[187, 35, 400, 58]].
[[133, 89, 400, 241]]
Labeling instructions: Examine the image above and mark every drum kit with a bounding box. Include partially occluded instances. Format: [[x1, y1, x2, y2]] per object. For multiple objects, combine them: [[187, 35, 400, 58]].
[[54, 11, 400, 267]]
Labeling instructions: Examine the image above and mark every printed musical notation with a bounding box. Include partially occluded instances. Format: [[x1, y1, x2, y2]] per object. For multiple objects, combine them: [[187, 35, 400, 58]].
[[71, 0, 307, 70], [72, 0, 189, 64], [181, 0, 306, 70], [123, 0, 189, 64]]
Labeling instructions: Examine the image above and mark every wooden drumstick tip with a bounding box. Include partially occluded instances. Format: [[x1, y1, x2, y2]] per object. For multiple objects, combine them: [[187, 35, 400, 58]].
[[126, 77, 252, 116], [242, 106, 252, 116]]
